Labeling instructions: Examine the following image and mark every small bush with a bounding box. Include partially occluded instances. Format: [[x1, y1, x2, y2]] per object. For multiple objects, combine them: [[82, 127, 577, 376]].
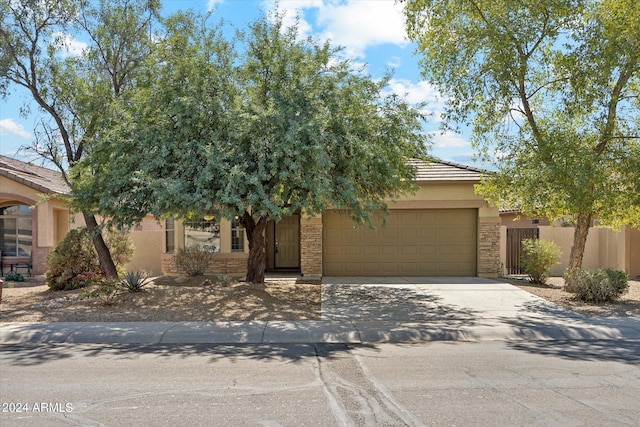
[[520, 239, 561, 284], [563, 268, 582, 293], [174, 246, 213, 276], [46, 227, 134, 290], [121, 271, 152, 292], [217, 274, 232, 286], [81, 275, 123, 305], [565, 268, 629, 303], [72, 271, 104, 289], [4, 272, 24, 282]]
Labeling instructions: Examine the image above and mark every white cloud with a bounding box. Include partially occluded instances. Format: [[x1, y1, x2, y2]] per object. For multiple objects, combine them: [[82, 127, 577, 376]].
[[207, 0, 224, 12], [316, 1, 408, 58], [385, 79, 440, 105], [431, 131, 471, 149], [262, 0, 318, 40], [263, 0, 408, 58], [386, 56, 402, 68], [52, 32, 88, 57], [383, 79, 446, 121], [0, 119, 32, 139]]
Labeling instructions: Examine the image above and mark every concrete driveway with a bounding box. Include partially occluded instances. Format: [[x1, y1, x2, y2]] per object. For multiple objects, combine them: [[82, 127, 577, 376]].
[[321, 277, 640, 342]]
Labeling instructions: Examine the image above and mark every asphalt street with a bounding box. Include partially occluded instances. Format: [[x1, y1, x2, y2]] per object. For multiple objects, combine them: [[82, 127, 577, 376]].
[[1, 340, 639, 426], [2, 278, 639, 426]]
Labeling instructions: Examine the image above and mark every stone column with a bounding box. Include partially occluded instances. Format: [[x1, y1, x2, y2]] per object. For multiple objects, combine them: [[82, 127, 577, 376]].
[[300, 215, 323, 279], [477, 208, 501, 277]]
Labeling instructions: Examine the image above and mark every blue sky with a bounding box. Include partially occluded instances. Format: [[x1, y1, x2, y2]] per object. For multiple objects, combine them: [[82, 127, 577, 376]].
[[0, 0, 480, 167]]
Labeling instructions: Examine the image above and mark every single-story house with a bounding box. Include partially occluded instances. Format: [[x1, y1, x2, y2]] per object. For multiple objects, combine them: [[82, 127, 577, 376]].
[[1, 155, 502, 278], [160, 160, 502, 278], [500, 211, 640, 279]]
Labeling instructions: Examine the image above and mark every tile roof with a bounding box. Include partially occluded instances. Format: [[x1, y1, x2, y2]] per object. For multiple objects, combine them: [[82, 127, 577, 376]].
[[409, 158, 488, 182], [0, 156, 486, 195], [0, 155, 70, 195]]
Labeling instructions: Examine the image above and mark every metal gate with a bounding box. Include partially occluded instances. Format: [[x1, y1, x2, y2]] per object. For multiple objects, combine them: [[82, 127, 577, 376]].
[[506, 228, 539, 274]]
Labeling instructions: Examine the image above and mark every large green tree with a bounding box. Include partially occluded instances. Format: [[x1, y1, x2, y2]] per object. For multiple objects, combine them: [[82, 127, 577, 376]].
[[74, 12, 428, 283], [0, 0, 159, 277], [403, 0, 640, 272]]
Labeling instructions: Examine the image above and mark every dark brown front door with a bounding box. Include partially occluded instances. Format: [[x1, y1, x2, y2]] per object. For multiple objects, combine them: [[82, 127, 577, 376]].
[[274, 215, 300, 269]]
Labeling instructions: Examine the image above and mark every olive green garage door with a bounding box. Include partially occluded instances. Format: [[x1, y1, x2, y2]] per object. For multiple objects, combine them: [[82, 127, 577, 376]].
[[323, 209, 477, 276]]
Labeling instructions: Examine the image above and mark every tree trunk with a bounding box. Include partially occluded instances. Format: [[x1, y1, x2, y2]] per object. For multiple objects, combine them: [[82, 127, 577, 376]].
[[241, 212, 267, 284], [568, 212, 592, 271], [82, 211, 118, 278]]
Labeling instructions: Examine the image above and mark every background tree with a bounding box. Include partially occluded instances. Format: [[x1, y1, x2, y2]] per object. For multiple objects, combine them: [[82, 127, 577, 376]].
[[0, 0, 159, 277], [403, 0, 640, 273], [74, 12, 429, 283]]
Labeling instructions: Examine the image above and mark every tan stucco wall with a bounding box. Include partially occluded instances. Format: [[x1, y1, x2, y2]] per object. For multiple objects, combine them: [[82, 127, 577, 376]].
[[535, 226, 636, 276], [500, 212, 550, 228], [125, 216, 164, 276], [630, 227, 640, 279], [390, 182, 489, 209]]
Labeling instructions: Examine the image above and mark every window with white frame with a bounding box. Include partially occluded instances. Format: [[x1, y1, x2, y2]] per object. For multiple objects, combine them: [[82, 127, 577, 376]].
[[0, 205, 32, 258], [184, 218, 220, 253], [231, 218, 244, 252], [165, 217, 175, 253]]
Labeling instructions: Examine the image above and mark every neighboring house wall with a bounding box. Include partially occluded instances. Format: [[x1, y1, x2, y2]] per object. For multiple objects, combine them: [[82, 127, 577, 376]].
[[1, 176, 70, 275], [500, 223, 640, 277], [631, 228, 640, 279]]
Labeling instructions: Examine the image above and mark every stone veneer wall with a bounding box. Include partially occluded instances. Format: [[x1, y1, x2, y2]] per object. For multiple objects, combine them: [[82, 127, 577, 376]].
[[300, 220, 322, 277], [161, 253, 248, 277], [478, 219, 501, 277]]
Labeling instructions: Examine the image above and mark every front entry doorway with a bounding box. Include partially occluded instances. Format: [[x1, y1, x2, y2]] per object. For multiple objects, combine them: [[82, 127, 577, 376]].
[[266, 214, 300, 271]]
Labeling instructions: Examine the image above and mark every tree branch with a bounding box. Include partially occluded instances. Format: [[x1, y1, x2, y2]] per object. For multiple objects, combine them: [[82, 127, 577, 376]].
[[594, 56, 639, 155]]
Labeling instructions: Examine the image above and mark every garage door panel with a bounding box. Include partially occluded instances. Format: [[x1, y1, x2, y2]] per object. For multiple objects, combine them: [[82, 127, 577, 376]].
[[363, 246, 379, 256], [401, 246, 418, 256], [419, 229, 437, 239], [417, 243, 436, 254], [323, 209, 477, 276]]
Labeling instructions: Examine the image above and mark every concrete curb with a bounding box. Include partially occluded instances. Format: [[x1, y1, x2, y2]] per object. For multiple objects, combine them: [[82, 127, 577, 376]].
[[2, 317, 639, 345]]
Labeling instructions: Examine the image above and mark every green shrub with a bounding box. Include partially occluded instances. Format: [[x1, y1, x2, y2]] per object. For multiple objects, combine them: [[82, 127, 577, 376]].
[[216, 274, 232, 286], [174, 246, 213, 276], [520, 239, 561, 284], [46, 227, 134, 291], [563, 268, 582, 293], [565, 268, 629, 303], [4, 272, 24, 282], [121, 270, 152, 292], [81, 275, 123, 305]]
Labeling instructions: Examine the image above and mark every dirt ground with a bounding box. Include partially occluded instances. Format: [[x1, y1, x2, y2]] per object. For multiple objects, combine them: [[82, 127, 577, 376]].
[[501, 277, 640, 317], [0, 276, 322, 322], [1, 275, 639, 322]]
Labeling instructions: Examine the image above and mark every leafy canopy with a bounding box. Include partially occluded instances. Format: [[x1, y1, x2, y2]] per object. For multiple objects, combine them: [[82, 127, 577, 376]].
[[73, 11, 429, 227], [403, 0, 640, 228]]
